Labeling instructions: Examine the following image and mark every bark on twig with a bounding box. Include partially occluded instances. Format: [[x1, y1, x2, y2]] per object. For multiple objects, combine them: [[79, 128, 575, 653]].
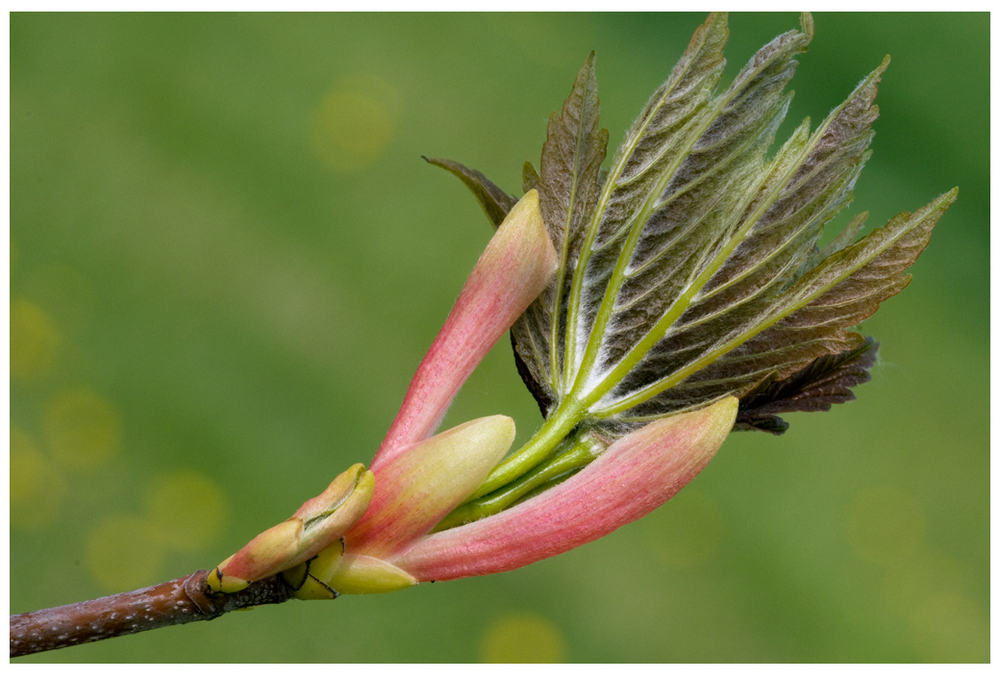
[[10, 570, 294, 658]]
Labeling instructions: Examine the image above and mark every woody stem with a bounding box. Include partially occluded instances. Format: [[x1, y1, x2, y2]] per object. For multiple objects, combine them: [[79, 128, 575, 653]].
[[9, 570, 294, 658]]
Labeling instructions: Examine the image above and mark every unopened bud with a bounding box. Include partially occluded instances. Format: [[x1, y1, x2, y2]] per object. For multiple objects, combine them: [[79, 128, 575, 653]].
[[284, 541, 417, 599], [208, 463, 374, 593], [347, 416, 515, 559]]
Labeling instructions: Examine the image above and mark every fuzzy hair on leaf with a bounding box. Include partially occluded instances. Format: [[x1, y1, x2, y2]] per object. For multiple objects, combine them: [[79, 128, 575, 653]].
[[428, 12, 956, 436]]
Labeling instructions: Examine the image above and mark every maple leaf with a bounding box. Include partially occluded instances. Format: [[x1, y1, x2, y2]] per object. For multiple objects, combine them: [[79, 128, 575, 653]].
[[429, 12, 955, 439]]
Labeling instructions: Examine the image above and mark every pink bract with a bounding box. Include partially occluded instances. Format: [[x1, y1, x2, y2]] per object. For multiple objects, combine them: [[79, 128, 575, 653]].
[[392, 397, 737, 582], [371, 190, 557, 470]]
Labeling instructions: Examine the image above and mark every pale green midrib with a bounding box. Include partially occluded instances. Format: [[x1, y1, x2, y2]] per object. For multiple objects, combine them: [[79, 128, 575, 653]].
[[778, 137, 868, 204], [612, 113, 778, 283], [591, 206, 924, 418], [614, 200, 715, 287], [669, 135, 867, 315], [644, 365, 776, 391], [609, 188, 738, 320], [582, 67, 868, 418], [581, 114, 708, 264], [478, 32, 817, 495], [660, 252, 806, 338], [568, 89, 736, 399], [569, 37, 812, 415], [549, 72, 597, 394], [612, 247, 705, 318], [610, 400, 709, 424], [475, 50, 720, 501], [560, 132, 659, 390], [660, 178, 857, 334], [607, 124, 781, 309], [578, 106, 803, 412], [613, 108, 706, 190], [646, 129, 764, 212], [587, 67, 749, 256], [560, 33, 717, 392], [610, 334, 856, 413], [650, 342, 825, 392]]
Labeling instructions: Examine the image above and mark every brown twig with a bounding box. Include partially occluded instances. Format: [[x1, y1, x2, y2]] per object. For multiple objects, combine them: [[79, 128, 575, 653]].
[[9, 570, 295, 658]]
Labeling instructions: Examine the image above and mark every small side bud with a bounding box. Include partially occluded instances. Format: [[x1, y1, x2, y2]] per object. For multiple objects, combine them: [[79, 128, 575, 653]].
[[284, 541, 417, 599], [210, 520, 303, 592], [282, 541, 345, 600], [208, 464, 374, 592], [323, 553, 417, 595], [206, 563, 247, 594], [294, 464, 375, 550]]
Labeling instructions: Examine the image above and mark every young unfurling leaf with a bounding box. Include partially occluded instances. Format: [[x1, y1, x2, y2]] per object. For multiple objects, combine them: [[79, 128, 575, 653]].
[[422, 156, 515, 228], [430, 12, 955, 442], [734, 338, 880, 434]]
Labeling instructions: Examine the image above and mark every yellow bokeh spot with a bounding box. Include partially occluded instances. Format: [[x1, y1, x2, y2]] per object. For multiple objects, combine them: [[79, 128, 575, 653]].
[[846, 486, 926, 567], [908, 589, 989, 662], [645, 490, 724, 569], [20, 262, 95, 334], [880, 550, 959, 614], [311, 75, 399, 172], [10, 427, 65, 530], [43, 387, 121, 469], [876, 551, 987, 661], [10, 297, 61, 383], [480, 612, 567, 663], [144, 470, 228, 550], [85, 515, 167, 592]]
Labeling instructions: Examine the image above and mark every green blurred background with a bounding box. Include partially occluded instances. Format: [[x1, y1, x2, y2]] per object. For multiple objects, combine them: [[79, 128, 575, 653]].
[[10, 12, 988, 662]]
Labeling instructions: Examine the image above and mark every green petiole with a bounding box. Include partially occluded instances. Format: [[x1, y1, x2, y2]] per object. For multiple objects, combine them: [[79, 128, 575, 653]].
[[435, 431, 603, 531]]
